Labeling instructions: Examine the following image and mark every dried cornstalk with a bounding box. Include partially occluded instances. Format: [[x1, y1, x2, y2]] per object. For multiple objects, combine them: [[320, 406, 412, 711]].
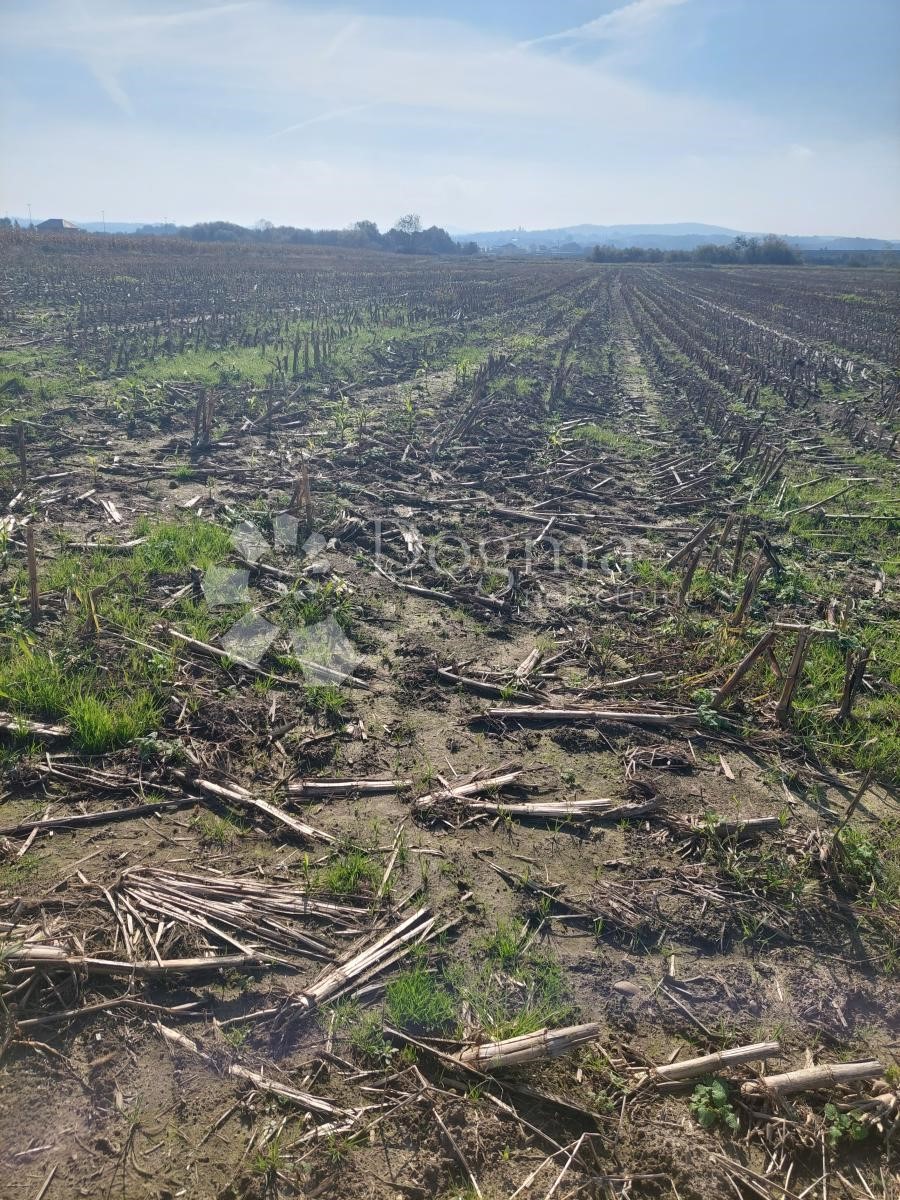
[[374, 823, 405, 904], [119, 866, 363, 960], [169, 769, 334, 843], [288, 907, 435, 1014], [0, 712, 69, 739], [673, 815, 781, 839], [623, 744, 693, 778], [730, 550, 772, 626], [25, 525, 40, 624], [676, 543, 705, 608], [742, 1060, 883, 1097], [437, 667, 538, 704], [666, 517, 717, 570], [514, 647, 543, 681], [300, 459, 314, 533], [413, 770, 523, 810], [456, 796, 661, 823], [486, 706, 701, 729], [589, 671, 665, 692], [708, 513, 734, 574], [0, 797, 197, 838], [774, 629, 812, 725], [5, 945, 263, 976], [458, 798, 615, 821], [170, 627, 368, 690], [837, 647, 869, 722], [833, 767, 876, 835], [650, 1042, 781, 1083], [371, 561, 504, 612], [17, 421, 27, 487], [157, 1023, 353, 1118], [456, 1022, 600, 1071], [783, 484, 854, 518], [99, 497, 123, 524], [730, 515, 748, 580], [712, 628, 779, 708], [287, 777, 411, 799]]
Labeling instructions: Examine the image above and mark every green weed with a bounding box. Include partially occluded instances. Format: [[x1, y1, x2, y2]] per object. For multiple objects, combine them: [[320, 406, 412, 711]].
[[823, 1103, 869, 1147], [690, 1078, 739, 1132]]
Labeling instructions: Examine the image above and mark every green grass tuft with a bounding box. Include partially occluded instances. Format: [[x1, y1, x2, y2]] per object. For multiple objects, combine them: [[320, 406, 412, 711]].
[[66, 692, 161, 754], [385, 966, 456, 1033]]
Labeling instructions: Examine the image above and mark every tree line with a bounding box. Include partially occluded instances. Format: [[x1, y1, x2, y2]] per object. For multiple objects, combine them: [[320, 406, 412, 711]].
[[589, 235, 801, 265], [139, 214, 480, 256], [0, 213, 479, 257]]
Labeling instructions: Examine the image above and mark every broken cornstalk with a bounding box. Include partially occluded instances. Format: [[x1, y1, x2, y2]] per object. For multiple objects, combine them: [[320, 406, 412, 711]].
[[650, 1042, 781, 1083], [712, 628, 779, 708], [25, 525, 40, 624], [742, 1060, 883, 1097], [774, 628, 812, 725], [456, 1022, 600, 1072]]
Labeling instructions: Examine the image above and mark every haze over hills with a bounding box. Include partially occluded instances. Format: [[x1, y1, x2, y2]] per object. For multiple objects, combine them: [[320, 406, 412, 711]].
[[461, 222, 900, 253], [5, 216, 898, 260]]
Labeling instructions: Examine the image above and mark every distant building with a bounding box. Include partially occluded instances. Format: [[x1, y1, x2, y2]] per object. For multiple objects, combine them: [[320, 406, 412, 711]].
[[36, 218, 80, 232]]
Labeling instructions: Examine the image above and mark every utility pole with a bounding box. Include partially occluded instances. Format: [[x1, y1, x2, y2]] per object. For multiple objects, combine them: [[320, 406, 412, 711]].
[[101, 209, 106, 233], [27, 203, 33, 228]]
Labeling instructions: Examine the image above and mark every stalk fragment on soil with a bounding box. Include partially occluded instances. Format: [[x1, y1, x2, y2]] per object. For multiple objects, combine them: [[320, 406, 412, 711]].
[[485, 705, 702, 728], [413, 769, 523, 810], [5, 945, 265, 976], [287, 777, 411, 799], [450, 797, 619, 821], [169, 627, 369, 689], [168, 769, 335, 843], [648, 1042, 781, 1083], [157, 1022, 355, 1118], [455, 1022, 601, 1071], [284, 907, 436, 1017], [117, 866, 364, 960], [741, 1060, 884, 1096], [0, 713, 69, 739]]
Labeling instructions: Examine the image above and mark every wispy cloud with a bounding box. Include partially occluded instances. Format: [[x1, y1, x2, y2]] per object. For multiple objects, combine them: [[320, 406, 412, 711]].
[[322, 18, 362, 61], [85, 56, 134, 115], [2, 0, 895, 237], [86, 1, 258, 33], [522, 0, 690, 48], [267, 103, 375, 140]]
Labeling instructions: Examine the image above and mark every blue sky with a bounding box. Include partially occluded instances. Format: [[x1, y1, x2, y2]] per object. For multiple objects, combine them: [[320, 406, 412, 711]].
[[2, 0, 898, 235]]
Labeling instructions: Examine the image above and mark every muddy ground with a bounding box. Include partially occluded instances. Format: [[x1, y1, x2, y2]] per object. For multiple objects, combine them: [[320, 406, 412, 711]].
[[1, 244, 898, 1199]]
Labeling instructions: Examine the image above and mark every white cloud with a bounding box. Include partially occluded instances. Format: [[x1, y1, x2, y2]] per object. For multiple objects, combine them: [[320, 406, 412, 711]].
[[267, 103, 375, 140], [322, 17, 363, 61], [83, 54, 134, 115], [522, 0, 690, 48], [1, 1, 896, 237], [1, 1, 736, 135]]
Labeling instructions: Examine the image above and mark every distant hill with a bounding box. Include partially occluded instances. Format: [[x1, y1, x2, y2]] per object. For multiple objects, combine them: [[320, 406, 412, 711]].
[[465, 223, 742, 251], [80, 222, 165, 234], [5, 215, 896, 261], [462, 223, 900, 256]]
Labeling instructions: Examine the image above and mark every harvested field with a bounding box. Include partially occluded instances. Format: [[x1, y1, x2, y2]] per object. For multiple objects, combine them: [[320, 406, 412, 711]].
[[1, 233, 898, 1199]]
